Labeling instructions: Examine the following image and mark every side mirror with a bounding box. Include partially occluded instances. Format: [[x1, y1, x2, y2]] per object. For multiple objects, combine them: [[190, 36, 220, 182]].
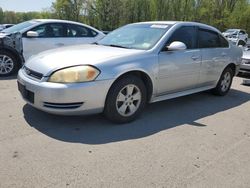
[[167, 41, 187, 51], [27, 31, 39, 38]]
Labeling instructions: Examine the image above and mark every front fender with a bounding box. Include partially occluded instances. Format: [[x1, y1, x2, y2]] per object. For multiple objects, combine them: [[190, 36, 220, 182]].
[[96, 54, 159, 95]]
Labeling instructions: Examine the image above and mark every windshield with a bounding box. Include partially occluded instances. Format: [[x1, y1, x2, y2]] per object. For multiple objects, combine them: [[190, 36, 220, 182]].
[[1, 20, 39, 33], [98, 24, 171, 50]]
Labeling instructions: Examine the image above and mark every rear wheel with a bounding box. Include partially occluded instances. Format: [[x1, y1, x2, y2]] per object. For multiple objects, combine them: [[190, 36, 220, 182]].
[[0, 51, 18, 76], [212, 67, 233, 96], [104, 75, 147, 123]]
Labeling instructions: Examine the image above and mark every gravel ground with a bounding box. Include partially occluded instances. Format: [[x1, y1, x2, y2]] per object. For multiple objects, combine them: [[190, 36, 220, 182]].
[[0, 75, 250, 188]]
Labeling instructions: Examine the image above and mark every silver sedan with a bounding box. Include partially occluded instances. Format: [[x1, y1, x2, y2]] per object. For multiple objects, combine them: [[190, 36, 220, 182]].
[[17, 21, 242, 123]]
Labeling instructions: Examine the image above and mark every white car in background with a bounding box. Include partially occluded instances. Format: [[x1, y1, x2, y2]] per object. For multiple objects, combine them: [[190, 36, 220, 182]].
[[0, 19, 105, 75], [222, 29, 248, 46]]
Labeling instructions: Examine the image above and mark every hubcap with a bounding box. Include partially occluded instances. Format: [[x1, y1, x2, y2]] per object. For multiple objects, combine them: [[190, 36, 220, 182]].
[[116, 84, 142, 117], [0, 55, 14, 75], [221, 72, 231, 92]]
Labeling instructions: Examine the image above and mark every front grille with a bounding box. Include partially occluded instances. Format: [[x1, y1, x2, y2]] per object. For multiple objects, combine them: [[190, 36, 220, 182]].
[[23, 66, 43, 80], [17, 81, 34, 104], [240, 68, 250, 72], [43, 102, 83, 109]]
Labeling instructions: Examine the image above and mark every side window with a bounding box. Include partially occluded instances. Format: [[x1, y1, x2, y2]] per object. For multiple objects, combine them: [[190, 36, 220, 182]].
[[67, 24, 97, 38], [219, 35, 229, 48], [28, 23, 66, 38], [198, 29, 220, 48], [166, 26, 197, 49]]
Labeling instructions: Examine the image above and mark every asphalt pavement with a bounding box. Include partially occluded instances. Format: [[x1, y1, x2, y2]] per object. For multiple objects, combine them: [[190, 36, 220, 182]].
[[0, 76, 250, 188]]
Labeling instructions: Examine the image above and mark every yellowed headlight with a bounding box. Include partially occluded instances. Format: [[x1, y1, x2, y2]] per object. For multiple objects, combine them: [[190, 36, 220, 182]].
[[48, 66, 100, 83]]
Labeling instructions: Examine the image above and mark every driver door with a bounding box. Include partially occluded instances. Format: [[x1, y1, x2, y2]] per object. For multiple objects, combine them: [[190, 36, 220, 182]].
[[157, 26, 201, 95]]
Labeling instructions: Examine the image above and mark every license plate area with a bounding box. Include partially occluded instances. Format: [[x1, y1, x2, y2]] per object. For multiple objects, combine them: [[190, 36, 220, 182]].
[[17, 81, 34, 104]]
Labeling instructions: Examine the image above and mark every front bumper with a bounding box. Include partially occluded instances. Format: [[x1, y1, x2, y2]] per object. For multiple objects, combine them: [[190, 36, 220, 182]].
[[17, 69, 114, 115]]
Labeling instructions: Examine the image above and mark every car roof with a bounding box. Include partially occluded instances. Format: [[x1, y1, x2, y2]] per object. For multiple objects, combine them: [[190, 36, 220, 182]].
[[3, 24, 14, 26], [32, 19, 86, 25], [226, 29, 245, 32], [25, 19, 102, 33], [133, 21, 220, 33], [136, 21, 178, 25]]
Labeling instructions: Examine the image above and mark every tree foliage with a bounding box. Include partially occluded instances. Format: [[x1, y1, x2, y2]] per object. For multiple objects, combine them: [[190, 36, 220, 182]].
[[1, 0, 250, 32]]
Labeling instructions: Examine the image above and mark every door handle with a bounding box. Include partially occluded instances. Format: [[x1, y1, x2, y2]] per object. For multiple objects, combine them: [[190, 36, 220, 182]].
[[191, 56, 200, 61], [55, 43, 65, 47]]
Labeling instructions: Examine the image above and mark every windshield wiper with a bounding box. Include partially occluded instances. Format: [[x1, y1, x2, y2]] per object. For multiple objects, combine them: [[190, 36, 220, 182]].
[[107, 44, 130, 49]]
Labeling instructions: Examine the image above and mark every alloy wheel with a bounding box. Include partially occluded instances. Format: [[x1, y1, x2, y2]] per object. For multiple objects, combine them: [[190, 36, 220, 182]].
[[221, 72, 231, 92], [0, 55, 14, 75], [116, 84, 142, 117]]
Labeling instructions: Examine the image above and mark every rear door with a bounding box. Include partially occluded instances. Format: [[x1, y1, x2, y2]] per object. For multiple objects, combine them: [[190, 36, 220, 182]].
[[63, 24, 102, 46], [158, 26, 202, 95], [198, 28, 230, 86]]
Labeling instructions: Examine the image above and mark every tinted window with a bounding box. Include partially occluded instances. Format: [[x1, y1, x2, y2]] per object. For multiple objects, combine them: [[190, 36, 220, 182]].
[[28, 23, 66, 38], [167, 26, 197, 49], [67, 24, 97, 37], [219, 35, 229, 48], [198, 29, 220, 48]]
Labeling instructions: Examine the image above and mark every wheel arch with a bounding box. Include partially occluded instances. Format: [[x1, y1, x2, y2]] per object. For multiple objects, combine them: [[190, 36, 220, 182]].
[[225, 63, 236, 76], [107, 70, 154, 103]]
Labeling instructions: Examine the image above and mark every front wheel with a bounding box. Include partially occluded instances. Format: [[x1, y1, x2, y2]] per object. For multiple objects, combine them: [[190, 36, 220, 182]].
[[212, 67, 233, 96], [0, 51, 18, 76], [104, 75, 147, 123]]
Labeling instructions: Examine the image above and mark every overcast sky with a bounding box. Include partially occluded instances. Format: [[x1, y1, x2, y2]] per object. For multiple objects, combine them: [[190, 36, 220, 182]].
[[0, 0, 55, 12]]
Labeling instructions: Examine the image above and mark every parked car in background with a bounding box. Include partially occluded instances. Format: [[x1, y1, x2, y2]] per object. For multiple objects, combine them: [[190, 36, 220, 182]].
[[0, 19, 105, 76], [240, 46, 250, 75], [0, 24, 14, 31], [0, 32, 24, 76], [222, 29, 248, 46], [18, 21, 242, 123]]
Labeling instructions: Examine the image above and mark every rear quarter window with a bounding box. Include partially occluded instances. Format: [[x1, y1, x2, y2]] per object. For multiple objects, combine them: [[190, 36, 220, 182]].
[[67, 24, 98, 38], [219, 35, 229, 48]]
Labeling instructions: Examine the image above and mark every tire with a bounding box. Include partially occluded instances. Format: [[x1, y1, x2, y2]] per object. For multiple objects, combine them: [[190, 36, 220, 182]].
[[212, 67, 234, 96], [104, 75, 147, 123], [0, 51, 18, 76]]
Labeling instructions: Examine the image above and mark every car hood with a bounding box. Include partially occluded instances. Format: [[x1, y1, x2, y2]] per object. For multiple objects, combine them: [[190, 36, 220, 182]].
[[25, 44, 144, 76]]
